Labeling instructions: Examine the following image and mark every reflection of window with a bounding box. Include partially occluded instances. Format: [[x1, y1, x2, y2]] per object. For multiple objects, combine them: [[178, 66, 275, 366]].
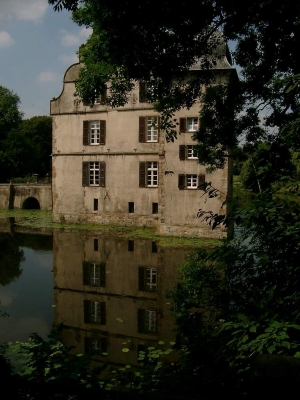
[[84, 300, 106, 324], [128, 240, 134, 251], [83, 120, 106, 145], [83, 262, 106, 287], [82, 161, 105, 187], [128, 202, 134, 213], [85, 336, 108, 356], [138, 267, 157, 292], [139, 116, 160, 142], [94, 198, 98, 211], [137, 309, 157, 333], [139, 162, 158, 187], [93, 238, 98, 251], [152, 242, 158, 253], [179, 117, 199, 133], [178, 174, 205, 190]]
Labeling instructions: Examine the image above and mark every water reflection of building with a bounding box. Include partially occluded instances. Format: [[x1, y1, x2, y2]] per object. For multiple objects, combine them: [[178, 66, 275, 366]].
[[53, 230, 192, 368]]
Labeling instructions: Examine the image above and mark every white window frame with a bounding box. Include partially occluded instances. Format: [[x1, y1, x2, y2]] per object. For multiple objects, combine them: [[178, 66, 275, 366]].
[[145, 310, 156, 332], [147, 162, 158, 187], [89, 121, 100, 145], [146, 268, 157, 290], [89, 162, 100, 186], [146, 117, 158, 142], [91, 301, 101, 323], [187, 117, 199, 132], [186, 174, 198, 189], [187, 145, 198, 159], [90, 263, 100, 286]]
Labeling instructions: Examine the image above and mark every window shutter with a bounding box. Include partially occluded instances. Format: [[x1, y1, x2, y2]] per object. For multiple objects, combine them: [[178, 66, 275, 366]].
[[100, 87, 107, 105], [83, 121, 89, 145], [100, 120, 106, 145], [178, 174, 185, 190], [83, 262, 90, 285], [157, 116, 160, 140], [137, 309, 145, 333], [100, 263, 106, 288], [138, 267, 145, 291], [82, 162, 89, 187], [198, 174, 206, 190], [139, 116, 146, 143], [84, 300, 90, 324], [100, 302, 106, 325], [139, 82, 146, 103], [139, 162, 146, 187], [179, 118, 186, 133], [179, 145, 186, 160], [99, 162, 106, 187]]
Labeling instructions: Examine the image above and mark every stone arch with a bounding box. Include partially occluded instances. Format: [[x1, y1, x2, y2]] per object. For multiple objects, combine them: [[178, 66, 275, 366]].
[[22, 197, 41, 210]]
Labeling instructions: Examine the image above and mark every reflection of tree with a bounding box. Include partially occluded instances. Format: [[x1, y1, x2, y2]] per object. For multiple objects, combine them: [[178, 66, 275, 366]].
[[0, 233, 24, 286]]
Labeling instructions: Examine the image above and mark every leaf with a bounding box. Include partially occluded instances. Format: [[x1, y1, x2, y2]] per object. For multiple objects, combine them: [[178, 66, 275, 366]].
[[267, 345, 276, 354], [158, 341, 164, 345], [122, 348, 130, 353]]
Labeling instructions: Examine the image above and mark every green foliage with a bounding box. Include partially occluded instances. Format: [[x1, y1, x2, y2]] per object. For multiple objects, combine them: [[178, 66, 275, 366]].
[[4, 329, 101, 399]]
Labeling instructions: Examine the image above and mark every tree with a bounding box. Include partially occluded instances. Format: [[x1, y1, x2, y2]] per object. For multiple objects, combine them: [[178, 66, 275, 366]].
[[4, 116, 52, 180], [0, 86, 23, 135], [48, 0, 300, 170]]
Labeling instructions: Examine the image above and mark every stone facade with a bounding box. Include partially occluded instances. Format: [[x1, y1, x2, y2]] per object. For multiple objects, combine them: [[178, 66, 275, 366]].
[[50, 57, 235, 238]]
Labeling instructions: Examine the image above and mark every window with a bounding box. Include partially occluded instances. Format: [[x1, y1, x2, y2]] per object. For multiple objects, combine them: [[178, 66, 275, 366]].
[[84, 300, 106, 324], [138, 267, 157, 292], [82, 161, 105, 187], [137, 309, 157, 333], [93, 238, 98, 251], [152, 241, 158, 253], [179, 145, 198, 160], [139, 116, 160, 143], [152, 202, 158, 214], [83, 262, 106, 287], [94, 87, 107, 105], [83, 120, 106, 145], [128, 239, 134, 251], [179, 117, 199, 133], [139, 161, 158, 187], [178, 174, 206, 190], [94, 198, 98, 211], [128, 202, 134, 213], [85, 336, 108, 356], [139, 82, 147, 103]]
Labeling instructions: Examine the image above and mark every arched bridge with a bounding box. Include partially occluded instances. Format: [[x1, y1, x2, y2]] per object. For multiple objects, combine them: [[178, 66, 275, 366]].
[[0, 183, 52, 210]]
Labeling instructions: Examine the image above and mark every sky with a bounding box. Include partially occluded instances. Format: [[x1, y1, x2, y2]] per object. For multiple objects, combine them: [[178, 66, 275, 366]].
[[0, 0, 92, 119]]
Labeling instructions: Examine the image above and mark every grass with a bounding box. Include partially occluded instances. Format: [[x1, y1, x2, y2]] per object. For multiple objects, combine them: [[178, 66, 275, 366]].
[[0, 209, 221, 249]]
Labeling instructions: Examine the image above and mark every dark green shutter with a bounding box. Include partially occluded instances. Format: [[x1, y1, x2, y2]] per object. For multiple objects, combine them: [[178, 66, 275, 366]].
[[100, 263, 106, 288], [100, 162, 105, 187], [179, 118, 186, 133], [84, 300, 90, 324], [83, 121, 89, 145], [100, 87, 107, 105], [139, 162, 146, 187], [139, 117, 146, 143], [178, 174, 185, 190], [139, 82, 146, 103], [100, 302, 106, 325], [82, 162, 89, 187], [138, 267, 145, 291], [198, 174, 206, 190], [100, 120, 106, 145], [83, 262, 90, 285], [137, 309, 145, 333], [157, 116, 160, 140], [179, 145, 186, 160]]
